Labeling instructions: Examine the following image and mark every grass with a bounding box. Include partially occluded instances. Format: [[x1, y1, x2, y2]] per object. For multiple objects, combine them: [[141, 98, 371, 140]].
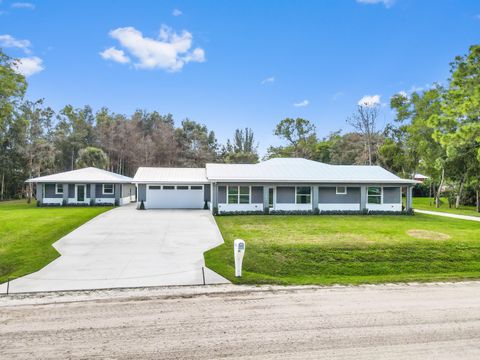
[[413, 197, 480, 217], [205, 214, 480, 285], [0, 200, 111, 284]]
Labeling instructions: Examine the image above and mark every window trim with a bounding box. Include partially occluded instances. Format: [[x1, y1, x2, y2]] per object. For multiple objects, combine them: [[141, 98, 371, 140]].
[[367, 186, 383, 204], [176, 185, 189, 190], [227, 185, 251, 205], [163, 185, 175, 190], [55, 183, 64, 195], [295, 186, 312, 204], [336, 186, 347, 195], [190, 185, 203, 190], [148, 185, 161, 190], [102, 184, 114, 195]]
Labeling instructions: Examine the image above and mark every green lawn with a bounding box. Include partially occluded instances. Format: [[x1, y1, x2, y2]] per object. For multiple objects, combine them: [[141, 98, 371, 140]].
[[205, 214, 480, 285], [413, 197, 480, 217], [0, 200, 111, 284]]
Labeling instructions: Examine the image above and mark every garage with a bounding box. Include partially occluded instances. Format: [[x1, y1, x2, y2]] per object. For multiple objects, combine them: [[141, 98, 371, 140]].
[[146, 184, 205, 209], [134, 167, 210, 209]]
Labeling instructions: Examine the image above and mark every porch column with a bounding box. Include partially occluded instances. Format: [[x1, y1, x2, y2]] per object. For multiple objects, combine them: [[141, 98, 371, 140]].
[[90, 184, 96, 205], [115, 184, 121, 205], [37, 183, 44, 203], [263, 185, 269, 212], [63, 183, 68, 204], [406, 185, 413, 211], [312, 185, 318, 212], [360, 186, 367, 211], [211, 183, 217, 211]]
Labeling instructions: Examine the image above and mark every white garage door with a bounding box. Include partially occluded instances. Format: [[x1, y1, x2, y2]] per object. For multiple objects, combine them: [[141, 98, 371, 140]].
[[146, 184, 205, 209]]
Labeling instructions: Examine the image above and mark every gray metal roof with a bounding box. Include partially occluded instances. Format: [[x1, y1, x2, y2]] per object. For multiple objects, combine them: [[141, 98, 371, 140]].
[[26, 167, 133, 183], [206, 158, 417, 184], [133, 167, 208, 184]]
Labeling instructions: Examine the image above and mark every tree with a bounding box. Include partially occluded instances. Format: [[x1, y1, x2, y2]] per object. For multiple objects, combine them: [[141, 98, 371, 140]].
[[346, 103, 380, 165], [76, 147, 109, 169], [267, 118, 317, 159], [222, 128, 259, 163], [436, 45, 480, 211], [19, 100, 55, 202], [175, 119, 218, 166], [54, 105, 95, 170], [389, 87, 446, 207], [0, 50, 27, 200]]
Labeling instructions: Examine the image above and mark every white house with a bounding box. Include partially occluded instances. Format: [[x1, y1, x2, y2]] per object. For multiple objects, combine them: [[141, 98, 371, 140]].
[[27, 167, 136, 206], [133, 158, 417, 213]]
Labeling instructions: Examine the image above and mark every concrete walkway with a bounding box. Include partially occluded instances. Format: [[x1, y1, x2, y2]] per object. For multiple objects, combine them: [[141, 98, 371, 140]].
[[1, 205, 229, 293], [415, 209, 480, 222]]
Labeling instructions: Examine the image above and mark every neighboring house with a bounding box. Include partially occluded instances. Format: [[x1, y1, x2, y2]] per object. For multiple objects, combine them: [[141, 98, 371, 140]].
[[413, 173, 429, 183], [27, 167, 135, 206], [133, 158, 417, 213]]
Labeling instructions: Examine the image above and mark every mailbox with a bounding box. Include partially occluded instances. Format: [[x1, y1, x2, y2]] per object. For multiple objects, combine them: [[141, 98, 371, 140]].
[[233, 239, 245, 277]]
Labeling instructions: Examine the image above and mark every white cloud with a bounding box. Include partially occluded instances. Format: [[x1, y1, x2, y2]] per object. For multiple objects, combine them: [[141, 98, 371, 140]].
[[172, 8, 182, 16], [261, 76, 275, 85], [294, 99, 309, 107], [99, 47, 130, 64], [104, 25, 205, 72], [0, 34, 31, 53], [358, 94, 381, 107], [15, 56, 44, 76], [332, 91, 344, 101], [11, 2, 35, 9], [356, 0, 394, 8]]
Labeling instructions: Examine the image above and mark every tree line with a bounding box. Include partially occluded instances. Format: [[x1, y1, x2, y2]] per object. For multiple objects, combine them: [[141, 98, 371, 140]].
[[1, 46, 479, 211]]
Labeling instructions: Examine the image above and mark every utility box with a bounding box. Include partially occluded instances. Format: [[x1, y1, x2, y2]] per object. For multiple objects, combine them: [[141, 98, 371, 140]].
[[233, 239, 245, 277]]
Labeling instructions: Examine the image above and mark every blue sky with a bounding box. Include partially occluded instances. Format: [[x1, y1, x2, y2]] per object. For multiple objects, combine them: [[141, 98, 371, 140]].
[[1, 0, 479, 154]]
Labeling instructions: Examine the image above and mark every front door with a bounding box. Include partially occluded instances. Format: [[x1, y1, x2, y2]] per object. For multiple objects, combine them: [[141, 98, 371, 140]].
[[268, 188, 275, 208], [76, 185, 85, 202]]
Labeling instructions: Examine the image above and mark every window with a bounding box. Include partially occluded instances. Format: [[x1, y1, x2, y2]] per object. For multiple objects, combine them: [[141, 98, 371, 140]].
[[227, 186, 239, 204], [103, 184, 114, 194], [296, 187, 311, 204], [177, 186, 189, 190], [336, 186, 347, 195], [368, 187, 382, 204], [55, 184, 63, 195], [239, 186, 250, 204], [227, 186, 250, 204], [268, 188, 274, 207], [149, 186, 161, 190], [190, 185, 203, 190], [163, 185, 175, 190]]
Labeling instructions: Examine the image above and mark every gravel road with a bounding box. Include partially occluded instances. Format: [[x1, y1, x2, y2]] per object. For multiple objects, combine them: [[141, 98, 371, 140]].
[[2, 282, 480, 359]]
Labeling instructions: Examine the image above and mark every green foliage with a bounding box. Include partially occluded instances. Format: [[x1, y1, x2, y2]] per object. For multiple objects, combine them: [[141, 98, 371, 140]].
[[221, 128, 259, 163], [76, 146, 109, 169], [267, 118, 317, 159]]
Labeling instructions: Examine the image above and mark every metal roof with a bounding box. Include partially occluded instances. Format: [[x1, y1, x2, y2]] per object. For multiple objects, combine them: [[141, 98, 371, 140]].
[[133, 167, 208, 184], [206, 158, 417, 184], [26, 167, 133, 183]]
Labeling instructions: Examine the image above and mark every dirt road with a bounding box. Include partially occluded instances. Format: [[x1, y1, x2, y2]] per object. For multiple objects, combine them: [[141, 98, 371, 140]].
[[2, 282, 480, 359]]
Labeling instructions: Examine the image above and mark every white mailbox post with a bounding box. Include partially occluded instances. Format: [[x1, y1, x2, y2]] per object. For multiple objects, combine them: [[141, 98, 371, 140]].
[[234, 239, 245, 277]]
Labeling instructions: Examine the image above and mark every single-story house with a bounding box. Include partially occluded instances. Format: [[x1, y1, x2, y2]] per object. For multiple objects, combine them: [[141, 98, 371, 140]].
[[133, 158, 417, 213], [413, 173, 429, 183], [27, 167, 136, 206]]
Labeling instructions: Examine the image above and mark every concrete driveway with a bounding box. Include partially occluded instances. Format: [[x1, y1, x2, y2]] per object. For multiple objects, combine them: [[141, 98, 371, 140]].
[[2, 205, 229, 293]]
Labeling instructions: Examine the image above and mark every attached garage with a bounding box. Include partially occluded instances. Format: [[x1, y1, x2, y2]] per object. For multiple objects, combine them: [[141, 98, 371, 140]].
[[133, 167, 210, 209], [146, 184, 205, 209]]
